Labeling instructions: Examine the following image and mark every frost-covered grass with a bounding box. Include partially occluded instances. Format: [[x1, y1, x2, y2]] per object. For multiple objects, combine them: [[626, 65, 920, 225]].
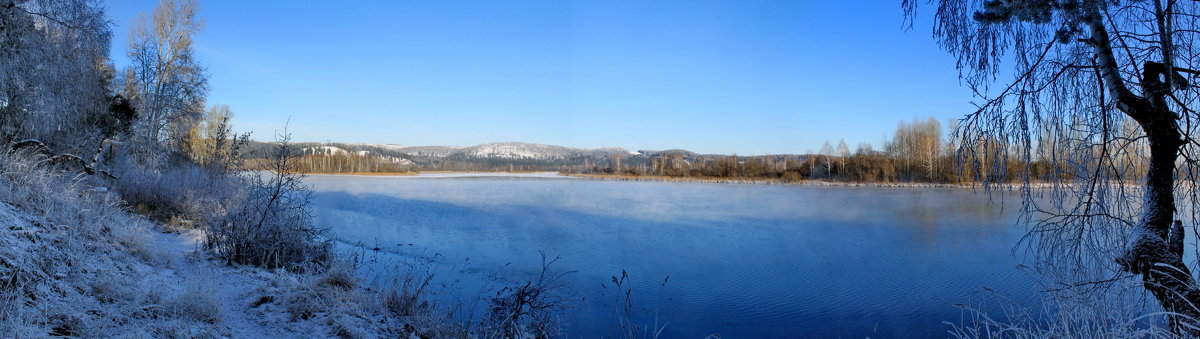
[[171, 267, 223, 324], [948, 284, 1178, 338], [111, 153, 242, 228], [250, 257, 467, 338], [0, 150, 224, 337], [0, 146, 592, 337], [0, 150, 472, 337]]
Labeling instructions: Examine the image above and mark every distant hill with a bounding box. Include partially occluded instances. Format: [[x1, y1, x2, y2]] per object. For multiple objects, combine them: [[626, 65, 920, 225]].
[[243, 140, 809, 172]]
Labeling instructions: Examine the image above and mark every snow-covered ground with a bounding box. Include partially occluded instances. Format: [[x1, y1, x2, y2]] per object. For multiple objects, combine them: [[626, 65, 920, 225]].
[[0, 154, 456, 338]]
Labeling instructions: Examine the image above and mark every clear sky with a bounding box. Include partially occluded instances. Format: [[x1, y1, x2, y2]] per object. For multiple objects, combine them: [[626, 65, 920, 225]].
[[103, 1, 974, 155]]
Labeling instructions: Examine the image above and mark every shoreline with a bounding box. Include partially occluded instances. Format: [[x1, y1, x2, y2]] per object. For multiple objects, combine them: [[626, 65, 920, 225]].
[[300, 170, 557, 176], [304, 171, 567, 179], [566, 173, 1043, 189], [300, 171, 416, 176], [300, 171, 1051, 190]]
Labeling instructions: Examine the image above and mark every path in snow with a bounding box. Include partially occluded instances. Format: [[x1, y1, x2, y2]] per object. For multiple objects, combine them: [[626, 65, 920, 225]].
[[147, 230, 296, 338]]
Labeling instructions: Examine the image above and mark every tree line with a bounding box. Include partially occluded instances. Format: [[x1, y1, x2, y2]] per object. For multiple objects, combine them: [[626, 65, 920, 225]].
[[587, 116, 1152, 184], [288, 152, 409, 174]]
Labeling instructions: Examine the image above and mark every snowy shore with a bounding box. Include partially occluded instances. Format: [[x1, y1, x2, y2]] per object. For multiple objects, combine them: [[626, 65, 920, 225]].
[[0, 155, 456, 338]]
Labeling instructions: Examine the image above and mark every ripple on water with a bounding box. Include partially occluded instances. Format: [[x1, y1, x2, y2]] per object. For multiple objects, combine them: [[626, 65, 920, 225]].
[[309, 177, 1039, 337]]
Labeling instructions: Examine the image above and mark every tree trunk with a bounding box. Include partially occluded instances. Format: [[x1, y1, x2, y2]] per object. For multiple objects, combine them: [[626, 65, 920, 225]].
[[1080, 9, 1200, 333], [1122, 117, 1200, 333]]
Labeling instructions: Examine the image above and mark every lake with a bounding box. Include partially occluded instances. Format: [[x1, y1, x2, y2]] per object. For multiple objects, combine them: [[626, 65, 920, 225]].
[[306, 173, 1039, 338]]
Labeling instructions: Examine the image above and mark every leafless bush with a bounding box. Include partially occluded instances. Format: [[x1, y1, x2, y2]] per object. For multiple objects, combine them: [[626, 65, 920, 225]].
[[205, 130, 330, 271], [0, 0, 112, 154], [110, 149, 242, 226]]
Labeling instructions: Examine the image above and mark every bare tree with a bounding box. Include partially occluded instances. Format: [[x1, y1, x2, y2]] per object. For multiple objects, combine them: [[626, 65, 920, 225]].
[[917, 117, 941, 180], [836, 139, 851, 175], [184, 104, 249, 172], [125, 0, 207, 156], [805, 148, 817, 175], [820, 140, 835, 175], [906, 0, 1200, 332], [889, 117, 943, 181], [207, 126, 329, 270]]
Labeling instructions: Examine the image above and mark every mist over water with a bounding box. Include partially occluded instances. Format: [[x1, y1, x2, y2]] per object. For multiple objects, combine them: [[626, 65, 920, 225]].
[[306, 174, 1039, 337]]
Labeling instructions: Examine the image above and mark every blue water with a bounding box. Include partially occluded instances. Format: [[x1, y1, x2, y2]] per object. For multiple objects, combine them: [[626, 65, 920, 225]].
[[306, 174, 1039, 338]]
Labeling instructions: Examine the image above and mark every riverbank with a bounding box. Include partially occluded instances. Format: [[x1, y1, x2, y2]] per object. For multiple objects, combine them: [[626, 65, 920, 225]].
[[299, 171, 417, 176], [303, 170, 554, 176], [0, 153, 458, 338], [309, 171, 568, 179], [307, 171, 1041, 189]]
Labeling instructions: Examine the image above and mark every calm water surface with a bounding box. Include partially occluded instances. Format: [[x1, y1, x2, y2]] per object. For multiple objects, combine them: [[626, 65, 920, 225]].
[[306, 174, 1039, 338]]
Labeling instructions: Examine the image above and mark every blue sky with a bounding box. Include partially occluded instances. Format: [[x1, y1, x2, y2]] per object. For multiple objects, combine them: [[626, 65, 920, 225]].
[[104, 1, 974, 155]]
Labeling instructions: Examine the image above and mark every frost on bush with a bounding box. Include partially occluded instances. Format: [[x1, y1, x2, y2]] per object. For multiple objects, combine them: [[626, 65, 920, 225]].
[[205, 132, 331, 271], [109, 150, 242, 227]]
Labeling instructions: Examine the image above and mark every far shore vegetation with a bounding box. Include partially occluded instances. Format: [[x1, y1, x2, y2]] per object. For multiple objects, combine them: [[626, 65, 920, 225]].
[[577, 117, 1148, 185], [277, 116, 1149, 187]]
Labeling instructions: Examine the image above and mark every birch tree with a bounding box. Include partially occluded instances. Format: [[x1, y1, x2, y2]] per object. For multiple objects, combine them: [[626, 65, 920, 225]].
[[917, 117, 941, 181], [820, 140, 835, 175], [125, 0, 207, 155], [836, 139, 851, 175], [907, 0, 1200, 332], [889, 117, 942, 180]]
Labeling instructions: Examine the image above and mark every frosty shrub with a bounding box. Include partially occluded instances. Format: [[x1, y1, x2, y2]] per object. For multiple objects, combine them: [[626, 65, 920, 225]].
[[205, 132, 331, 271], [110, 150, 242, 228]]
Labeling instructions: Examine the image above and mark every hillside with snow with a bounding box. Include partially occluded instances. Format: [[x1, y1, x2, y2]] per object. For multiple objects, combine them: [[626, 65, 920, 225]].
[[455, 142, 636, 160], [248, 141, 654, 171], [246, 140, 810, 172]]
